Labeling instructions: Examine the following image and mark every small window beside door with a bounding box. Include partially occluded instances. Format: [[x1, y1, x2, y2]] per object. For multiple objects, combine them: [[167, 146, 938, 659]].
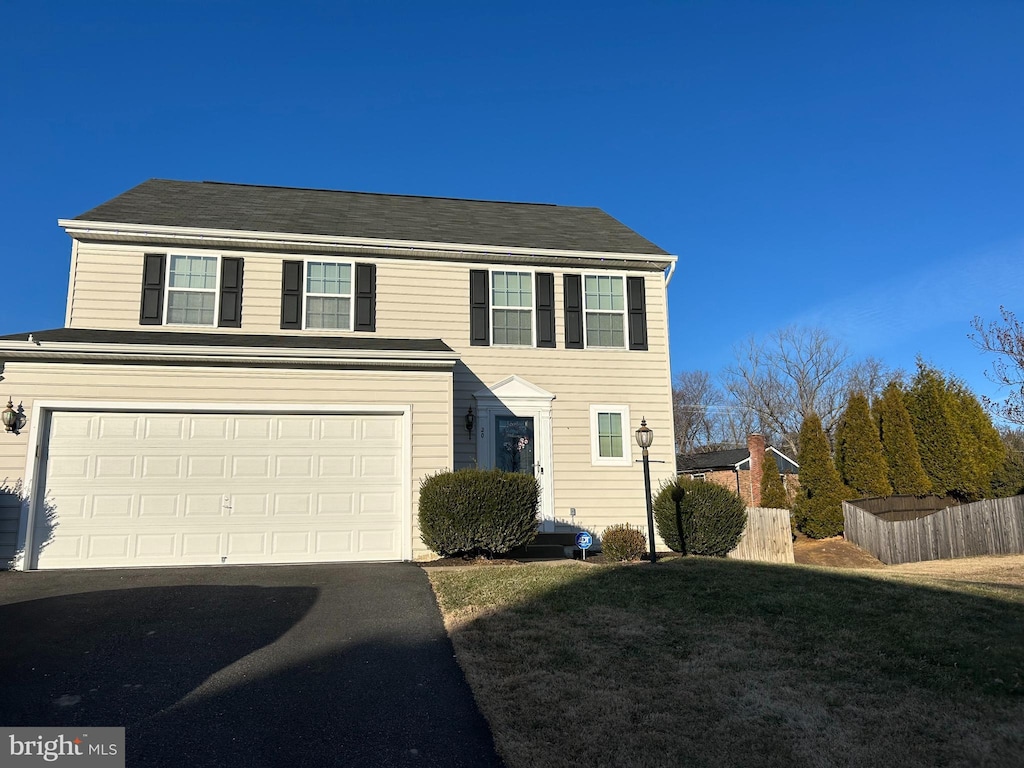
[[590, 405, 632, 467]]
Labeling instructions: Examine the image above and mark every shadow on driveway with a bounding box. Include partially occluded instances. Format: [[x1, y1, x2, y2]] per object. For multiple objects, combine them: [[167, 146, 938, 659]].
[[0, 564, 502, 767]]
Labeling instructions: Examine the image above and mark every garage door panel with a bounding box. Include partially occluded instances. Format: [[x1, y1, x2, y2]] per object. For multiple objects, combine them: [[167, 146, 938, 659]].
[[136, 533, 177, 558], [274, 494, 312, 516], [91, 494, 134, 518], [35, 410, 407, 568], [319, 418, 358, 441], [98, 415, 140, 439], [189, 416, 230, 440], [142, 456, 182, 479], [144, 415, 186, 439]]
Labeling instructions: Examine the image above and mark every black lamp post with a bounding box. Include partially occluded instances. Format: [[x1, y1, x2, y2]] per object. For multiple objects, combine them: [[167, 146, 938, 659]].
[[635, 417, 656, 563]]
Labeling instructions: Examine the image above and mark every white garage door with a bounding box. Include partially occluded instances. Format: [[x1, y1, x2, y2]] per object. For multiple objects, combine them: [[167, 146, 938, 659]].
[[32, 410, 407, 569]]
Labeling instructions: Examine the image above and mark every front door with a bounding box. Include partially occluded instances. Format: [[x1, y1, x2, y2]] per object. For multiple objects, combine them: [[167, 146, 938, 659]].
[[473, 375, 556, 530], [494, 416, 535, 475]]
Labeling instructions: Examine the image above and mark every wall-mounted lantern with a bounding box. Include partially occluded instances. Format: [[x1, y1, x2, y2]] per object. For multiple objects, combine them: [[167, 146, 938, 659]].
[[465, 407, 475, 436], [2, 398, 25, 435]]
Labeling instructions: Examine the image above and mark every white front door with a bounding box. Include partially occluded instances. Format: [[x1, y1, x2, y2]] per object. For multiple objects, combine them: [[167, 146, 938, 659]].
[[474, 376, 555, 530]]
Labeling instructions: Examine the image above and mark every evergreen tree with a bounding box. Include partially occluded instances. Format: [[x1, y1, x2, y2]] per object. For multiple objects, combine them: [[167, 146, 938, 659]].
[[793, 414, 848, 538], [992, 429, 1024, 498], [906, 363, 1005, 501], [835, 391, 892, 498], [874, 381, 931, 495], [952, 380, 1006, 497], [760, 449, 790, 509]]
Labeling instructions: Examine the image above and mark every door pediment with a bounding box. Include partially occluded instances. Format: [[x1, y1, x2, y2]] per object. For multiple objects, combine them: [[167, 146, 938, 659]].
[[474, 375, 555, 406]]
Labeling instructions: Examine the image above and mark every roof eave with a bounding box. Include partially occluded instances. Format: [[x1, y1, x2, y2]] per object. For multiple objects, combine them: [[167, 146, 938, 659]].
[[58, 219, 678, 268], [0, 339, 459, 370]]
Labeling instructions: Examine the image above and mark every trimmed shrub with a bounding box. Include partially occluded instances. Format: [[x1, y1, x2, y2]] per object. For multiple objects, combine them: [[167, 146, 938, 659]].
[[653, 478, 747, 557], [419, 468, 539, 558], [600, 523, 647, 561]]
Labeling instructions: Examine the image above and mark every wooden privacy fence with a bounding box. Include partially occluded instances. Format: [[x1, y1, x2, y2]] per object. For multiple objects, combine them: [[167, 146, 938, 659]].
[[727, 507, 794, 564], [844, 495, 1024, 565]]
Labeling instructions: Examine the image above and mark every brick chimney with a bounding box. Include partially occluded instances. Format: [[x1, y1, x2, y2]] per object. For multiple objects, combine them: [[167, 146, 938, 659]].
[[747, 434, 766, 507]]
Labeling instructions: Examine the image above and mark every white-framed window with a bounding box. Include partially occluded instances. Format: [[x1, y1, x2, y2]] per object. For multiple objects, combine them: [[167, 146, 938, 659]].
[[305, 260, 353, 330], [589, 405, 632, 466], [690, 473, 707, 482], [584, 274, 626, 348], [491, 270, 534, 346], [165, 254, 220, 326]]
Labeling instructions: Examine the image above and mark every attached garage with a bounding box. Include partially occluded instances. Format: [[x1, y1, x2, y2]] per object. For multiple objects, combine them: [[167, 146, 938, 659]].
[[29, 408, 411, 569]]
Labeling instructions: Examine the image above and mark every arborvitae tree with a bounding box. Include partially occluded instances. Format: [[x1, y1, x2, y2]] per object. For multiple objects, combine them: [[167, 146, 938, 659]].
[[874, 381, 931, 495], [760, 449, 790, 509], [953, 381, 1006, 498], [793, 414, 848, 538], [906, 363, 1005, 501], [835, 391, 892, 498], [992, 429, 1024, 498]]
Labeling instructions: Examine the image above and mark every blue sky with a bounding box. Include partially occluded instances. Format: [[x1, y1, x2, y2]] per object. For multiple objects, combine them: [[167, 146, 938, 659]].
[[2, 1, 1021, 408]]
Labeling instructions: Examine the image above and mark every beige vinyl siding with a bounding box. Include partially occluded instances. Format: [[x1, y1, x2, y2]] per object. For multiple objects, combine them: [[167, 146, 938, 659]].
[[64, 241, 676, 546], [0, 362, 452, 566]]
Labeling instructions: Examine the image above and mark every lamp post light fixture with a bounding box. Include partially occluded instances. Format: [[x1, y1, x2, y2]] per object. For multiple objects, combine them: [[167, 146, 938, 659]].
[[635, 417, 657, 563]]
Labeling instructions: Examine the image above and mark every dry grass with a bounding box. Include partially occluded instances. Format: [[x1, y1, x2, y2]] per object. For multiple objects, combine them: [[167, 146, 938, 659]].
[[429, 557, 1024, 768]]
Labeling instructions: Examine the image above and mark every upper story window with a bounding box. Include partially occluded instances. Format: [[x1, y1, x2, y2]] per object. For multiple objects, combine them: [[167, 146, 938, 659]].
[[491, 271, 533, 346], [305, 261, 353, 330], [584, 275, 626, 348], [140, 252, 242, 328], [166, 255, 219, 326]]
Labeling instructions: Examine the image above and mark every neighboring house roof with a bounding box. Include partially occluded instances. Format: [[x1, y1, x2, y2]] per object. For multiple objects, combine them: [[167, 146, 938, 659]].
[[69, 179, 669, 256], [676, 446, 799, 474], [676, 448, 750, 473]]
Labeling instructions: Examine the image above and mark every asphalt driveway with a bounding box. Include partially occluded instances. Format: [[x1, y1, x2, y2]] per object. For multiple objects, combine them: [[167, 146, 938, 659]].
[[0, 563, 503, 767]]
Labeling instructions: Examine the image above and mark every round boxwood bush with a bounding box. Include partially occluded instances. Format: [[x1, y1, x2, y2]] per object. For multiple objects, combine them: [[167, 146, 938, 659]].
[[419, 468, 539, 558], [600, 523, 647, 561], [653, 478, 747, 557]]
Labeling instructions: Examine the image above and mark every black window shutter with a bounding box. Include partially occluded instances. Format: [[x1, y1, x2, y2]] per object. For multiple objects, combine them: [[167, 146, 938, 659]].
[[563, 273, 584, 349], [139, 253, 166, 325], [280, 261, 304, 330], [218, 257, 244, 328], [469, 269, 490, 346], [536, 272, 555, 348], [353, 263, 376, 332], [627, 276, 648, 351]]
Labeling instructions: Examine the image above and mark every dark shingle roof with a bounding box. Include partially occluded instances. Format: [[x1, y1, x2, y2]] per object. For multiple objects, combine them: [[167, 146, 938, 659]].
[[676, 447, 799, 474], [71, 179, 669, 256], [0, 328, 453, 354], [676, 448, 750, 473]]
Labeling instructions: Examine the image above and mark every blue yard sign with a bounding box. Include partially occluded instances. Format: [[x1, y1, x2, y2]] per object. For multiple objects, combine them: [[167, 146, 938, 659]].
[[575, 531, 593, 560]]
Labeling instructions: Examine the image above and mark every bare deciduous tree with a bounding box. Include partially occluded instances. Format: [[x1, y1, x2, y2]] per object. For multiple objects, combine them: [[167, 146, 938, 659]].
[[722, 326, 885, 456], [672, 370, 719, 453], [970, 307, 1024, 425]]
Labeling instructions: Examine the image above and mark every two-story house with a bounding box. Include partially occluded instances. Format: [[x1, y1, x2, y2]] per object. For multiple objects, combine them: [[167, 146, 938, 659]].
[[0, 179, 678, 569]]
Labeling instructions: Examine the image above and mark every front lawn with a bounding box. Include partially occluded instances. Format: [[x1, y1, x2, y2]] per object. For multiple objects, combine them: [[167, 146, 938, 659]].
[[428, 558, 1024, 768]]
